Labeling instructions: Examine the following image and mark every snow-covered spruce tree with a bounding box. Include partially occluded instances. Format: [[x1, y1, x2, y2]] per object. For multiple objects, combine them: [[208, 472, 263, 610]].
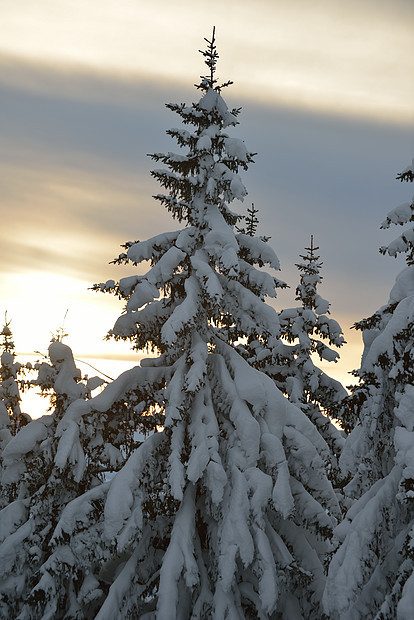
[[324, 158, 414, 619], [40, 30, 344, 618], [244, 237, 347, 477], [0, 317, 32, 511], [0, 340, 115, 618], [236, 203, 269, 240], [0, 317, 31, 437]]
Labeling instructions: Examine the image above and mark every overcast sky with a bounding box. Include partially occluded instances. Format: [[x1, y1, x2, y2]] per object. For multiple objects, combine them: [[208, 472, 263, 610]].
[[1, 0, 413, 393]]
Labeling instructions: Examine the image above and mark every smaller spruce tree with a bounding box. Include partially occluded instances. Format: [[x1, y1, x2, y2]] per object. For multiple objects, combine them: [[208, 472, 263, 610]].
[[0, 339, 125, 618], [0, 316, 31, 436], [324, 158, 414, 619], [245, 236, 347, 477]]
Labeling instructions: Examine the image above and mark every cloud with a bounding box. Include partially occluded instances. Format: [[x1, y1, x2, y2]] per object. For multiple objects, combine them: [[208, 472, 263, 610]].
[[240, 101, 413, 316], [1, 59, 412, 296], [0, 0, 413, 121], [0, 67, 178, 280], [0, 53, 413, 377], [0, 160, 174, 282]]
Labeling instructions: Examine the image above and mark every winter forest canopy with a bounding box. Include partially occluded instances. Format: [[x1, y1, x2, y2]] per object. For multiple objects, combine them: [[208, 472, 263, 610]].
[[0, 30, 413, 619]]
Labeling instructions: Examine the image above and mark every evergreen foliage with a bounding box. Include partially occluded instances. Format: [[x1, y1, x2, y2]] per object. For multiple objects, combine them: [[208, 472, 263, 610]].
[[243, 237, 347, 479], [55, 30, 345, 618], [324, 158, 414, 619], [5, 28, 412, 620], [236, 203, 270, 241], [0, 342, 91, 617], [0, 316, 31, 437], [277, 236, 346, 410], [0, 340, 145, 617]]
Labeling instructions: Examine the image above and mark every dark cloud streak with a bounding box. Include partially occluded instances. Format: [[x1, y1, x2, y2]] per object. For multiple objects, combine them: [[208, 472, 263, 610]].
[[1, 59, 413, 321]]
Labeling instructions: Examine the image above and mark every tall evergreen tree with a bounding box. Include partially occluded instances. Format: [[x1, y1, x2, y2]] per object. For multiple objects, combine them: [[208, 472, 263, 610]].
[[324, 158, 414, 619], [0, 31, 345, 619], [35, 30, 344, 619]]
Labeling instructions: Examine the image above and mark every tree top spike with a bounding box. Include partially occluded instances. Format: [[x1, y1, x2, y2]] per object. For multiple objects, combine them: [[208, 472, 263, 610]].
[[304, 234, 319, 258], [196, 27, 233, 93]]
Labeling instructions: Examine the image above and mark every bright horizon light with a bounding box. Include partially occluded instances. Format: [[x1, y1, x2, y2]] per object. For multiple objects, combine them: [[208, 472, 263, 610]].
[[2, 270, 362, 421]]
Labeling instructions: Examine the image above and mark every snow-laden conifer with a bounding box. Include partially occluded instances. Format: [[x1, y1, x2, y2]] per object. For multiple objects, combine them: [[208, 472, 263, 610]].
[[0, 317, 31, 438], [32, 30, 345, 618], [244, 237, 346, 477], [324, 158, 414, 619], [0, 340, 122, 618], [0, 318, 32, 512]]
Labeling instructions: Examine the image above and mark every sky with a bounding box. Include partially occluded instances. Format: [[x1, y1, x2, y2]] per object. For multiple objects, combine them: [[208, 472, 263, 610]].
[[1, 0, 414, 414]]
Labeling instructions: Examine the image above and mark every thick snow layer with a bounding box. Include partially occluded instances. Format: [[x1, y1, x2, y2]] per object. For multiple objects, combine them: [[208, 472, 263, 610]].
[[52, 483, 109, 540], [319, 345, 340, 363], [157, 485, 199, 617], [103, 432, 165, 543], [323, 468, 400, 617], [389, 267, 414, 303], [175, 227, 197, 251], [0, 401, 10, 431], [126, 279, 159, 312], [362, 295, 414, 371], [86, 376, 105, 392], [161, 276, 200, 345], [2, 416, 52, 460], [197, 89, 236, 128], [239, 259, 278, 298], [196, 134, 212, 151], [93, 366, 164, 413], [118, 275, 140, 296], [237, 233, 281, 270], [48, 341, 85, 400], [226, 279, 281, 336], [218, 467, 255, 587], [127, 230, 180, 264], [381, 201, 413, 228], [0, 500, 28, 543], [190, 250, 223, 301], [0, 520, 32, 580], [314, 294, 330, 316], [164, 358, 186, 426], [146, 246, 185, 286], [204, 205, 238, 256], [95, 551, 142, 619], [384, 228, 414, 258], [229, 174, 247, 200], [54, 419, 85, 482], [224, 137, 248, 162], [395, 385, 414, 431]]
